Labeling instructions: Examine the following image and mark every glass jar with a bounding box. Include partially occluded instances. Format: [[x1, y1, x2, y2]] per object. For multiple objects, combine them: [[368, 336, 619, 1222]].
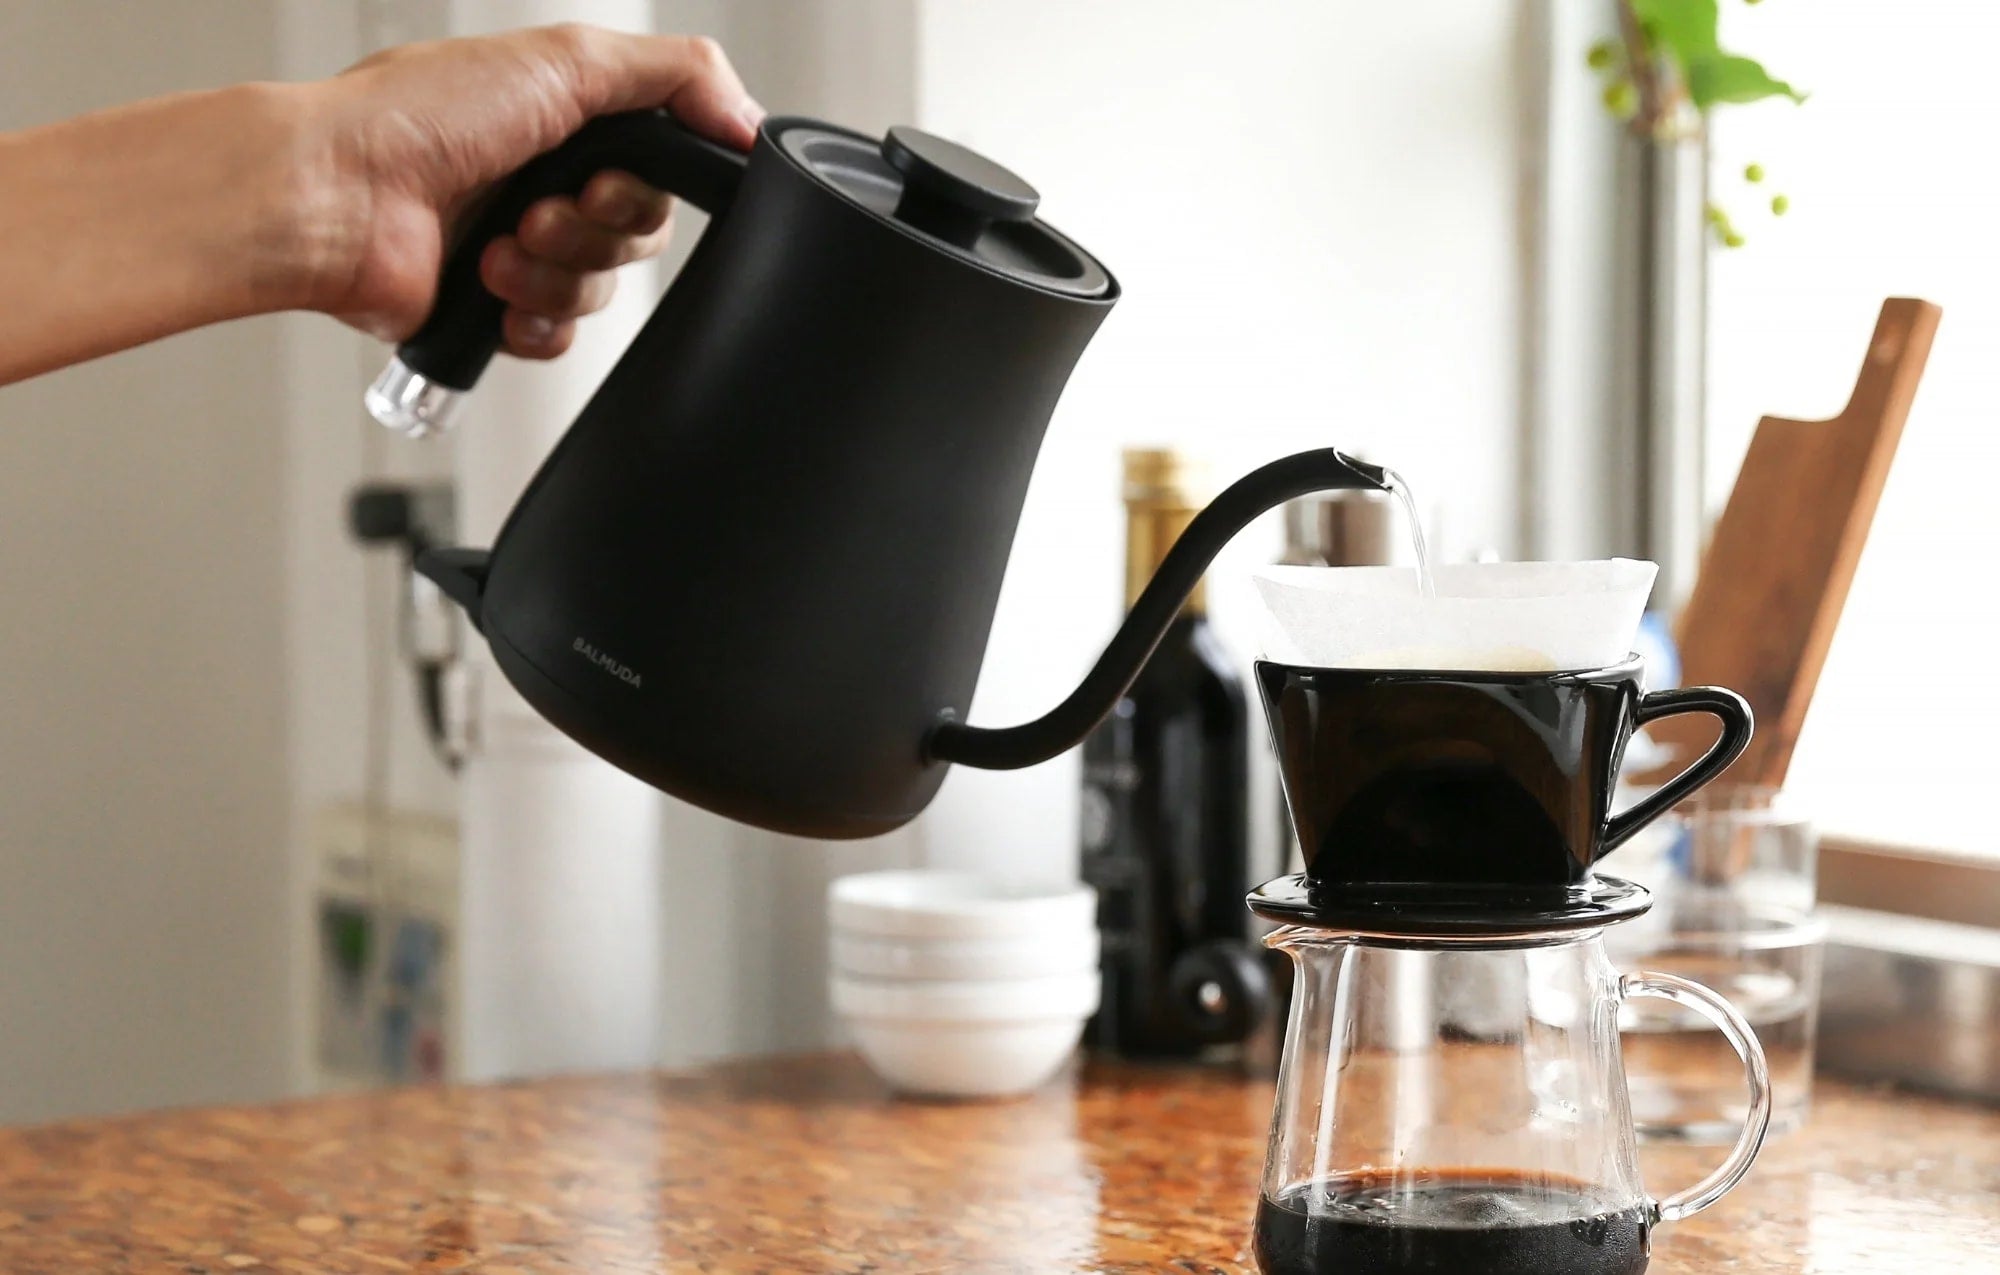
[[1255, 923, 1770, 1275]]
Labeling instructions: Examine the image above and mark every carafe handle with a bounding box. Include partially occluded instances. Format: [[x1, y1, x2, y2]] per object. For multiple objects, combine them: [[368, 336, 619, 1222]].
[[366, 109, 749, 435], [924, 448, 1389, 771], [1602, 687, 1754, 852], [1618, 971, 1773, 1224]]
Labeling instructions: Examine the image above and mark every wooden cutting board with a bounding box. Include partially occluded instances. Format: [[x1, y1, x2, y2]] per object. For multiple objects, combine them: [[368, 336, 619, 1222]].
[[1641, 296, 1941, 789]]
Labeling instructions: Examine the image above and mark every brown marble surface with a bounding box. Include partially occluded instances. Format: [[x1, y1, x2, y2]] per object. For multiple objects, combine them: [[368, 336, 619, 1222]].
[[0, 1053, 1991, 1273]]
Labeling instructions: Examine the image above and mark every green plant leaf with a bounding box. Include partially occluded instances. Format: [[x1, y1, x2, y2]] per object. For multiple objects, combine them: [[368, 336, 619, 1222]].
[[1631, 0, 1720, 64], [1686, 53, 1806, 107]]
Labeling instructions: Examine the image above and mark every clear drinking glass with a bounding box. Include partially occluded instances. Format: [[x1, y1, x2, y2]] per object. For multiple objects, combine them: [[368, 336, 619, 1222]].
[[1255, 927, 1770, 1275], [1609, 786, 1824, 1141]]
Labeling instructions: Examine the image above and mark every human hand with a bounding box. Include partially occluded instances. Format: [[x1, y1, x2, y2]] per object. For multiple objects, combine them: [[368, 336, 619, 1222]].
[[304, 25, 762, 360]]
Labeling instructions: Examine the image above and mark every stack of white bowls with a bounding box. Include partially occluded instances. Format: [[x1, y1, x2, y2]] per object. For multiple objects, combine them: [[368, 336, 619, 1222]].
[[829, 870, 1100, 1099]]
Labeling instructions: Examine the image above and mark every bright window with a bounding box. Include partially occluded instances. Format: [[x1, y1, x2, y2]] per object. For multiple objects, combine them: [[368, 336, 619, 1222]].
[[1705, 2, 2000, 855]]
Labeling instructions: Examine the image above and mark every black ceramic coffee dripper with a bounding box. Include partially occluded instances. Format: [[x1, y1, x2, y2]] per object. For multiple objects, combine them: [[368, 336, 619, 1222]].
[[1250, 657, 1752, 935]]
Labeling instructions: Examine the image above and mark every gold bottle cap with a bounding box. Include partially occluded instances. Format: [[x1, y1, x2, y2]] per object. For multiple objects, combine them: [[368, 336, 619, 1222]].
[[1122, 447, 1211, 507], [1120, 448, 1212, 611]]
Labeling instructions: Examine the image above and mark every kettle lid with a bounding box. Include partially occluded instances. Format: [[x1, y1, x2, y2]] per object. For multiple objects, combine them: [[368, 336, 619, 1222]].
[[773, 119, 1113, 299]]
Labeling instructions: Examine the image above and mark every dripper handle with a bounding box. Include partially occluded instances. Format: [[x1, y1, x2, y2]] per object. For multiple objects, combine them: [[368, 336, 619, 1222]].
[[1602, 686, 1754, 851], [1620, 971, 1773, 1223], [925, 448, 1389, 770]]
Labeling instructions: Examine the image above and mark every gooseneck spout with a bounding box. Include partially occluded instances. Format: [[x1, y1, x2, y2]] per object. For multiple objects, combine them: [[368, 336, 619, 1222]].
[[926, 448, 1390, 770]]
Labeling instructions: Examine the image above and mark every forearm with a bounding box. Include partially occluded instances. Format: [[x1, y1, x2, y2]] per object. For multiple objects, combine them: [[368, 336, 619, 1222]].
[[0, 27, 763, 387], [0, 82, 336, 385]]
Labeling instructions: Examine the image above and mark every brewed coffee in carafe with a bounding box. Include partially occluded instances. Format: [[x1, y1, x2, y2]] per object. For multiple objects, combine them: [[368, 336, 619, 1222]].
[[1244, 558, 1768, 1275], [1256, 1170, 1650, 1275]]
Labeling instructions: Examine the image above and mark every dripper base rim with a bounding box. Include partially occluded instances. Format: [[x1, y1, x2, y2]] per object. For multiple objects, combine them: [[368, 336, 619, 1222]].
[[1247, 872, 1651, 939]]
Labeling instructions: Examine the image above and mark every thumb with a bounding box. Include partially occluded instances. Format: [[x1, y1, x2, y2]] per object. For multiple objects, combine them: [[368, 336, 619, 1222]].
[[555, 27, 764, 150]]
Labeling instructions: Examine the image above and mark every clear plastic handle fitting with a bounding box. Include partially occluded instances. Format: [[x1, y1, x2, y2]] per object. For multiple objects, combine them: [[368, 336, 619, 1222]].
[[364, 357, 463, 438]]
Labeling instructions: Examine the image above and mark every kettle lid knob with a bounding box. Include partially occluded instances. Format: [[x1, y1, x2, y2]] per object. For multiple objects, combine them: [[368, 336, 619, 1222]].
[[883, 126, 1039, 247]]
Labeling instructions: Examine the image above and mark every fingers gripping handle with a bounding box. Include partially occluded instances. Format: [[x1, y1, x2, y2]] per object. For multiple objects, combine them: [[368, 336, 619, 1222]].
[[365, 109, 748, 436], [398, 109, 744, 390]]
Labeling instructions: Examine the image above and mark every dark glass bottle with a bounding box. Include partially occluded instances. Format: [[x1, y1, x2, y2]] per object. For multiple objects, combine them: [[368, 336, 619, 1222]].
[[1080, 449, 1253, 1058]]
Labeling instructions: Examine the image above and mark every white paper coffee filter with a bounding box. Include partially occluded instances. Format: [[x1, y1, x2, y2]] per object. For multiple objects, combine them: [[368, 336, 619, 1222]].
[[1252, 559, 1658, 672]]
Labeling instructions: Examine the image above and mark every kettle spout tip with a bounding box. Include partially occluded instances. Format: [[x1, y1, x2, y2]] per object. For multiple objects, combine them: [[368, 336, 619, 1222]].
[[1334, 450, 1391, 490]]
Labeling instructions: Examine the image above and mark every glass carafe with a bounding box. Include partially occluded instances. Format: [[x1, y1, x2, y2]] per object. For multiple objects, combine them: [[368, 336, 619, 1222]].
[[1256, 924, 1770, 1275]]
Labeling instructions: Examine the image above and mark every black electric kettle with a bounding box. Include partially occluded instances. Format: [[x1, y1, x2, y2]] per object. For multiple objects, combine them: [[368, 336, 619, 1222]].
[[367, 110, 1389, 838]]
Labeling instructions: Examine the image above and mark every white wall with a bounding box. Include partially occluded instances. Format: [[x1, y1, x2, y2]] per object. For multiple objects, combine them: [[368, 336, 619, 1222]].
[[912, 1, 1534, 885], [0, 1, 295, 1121]]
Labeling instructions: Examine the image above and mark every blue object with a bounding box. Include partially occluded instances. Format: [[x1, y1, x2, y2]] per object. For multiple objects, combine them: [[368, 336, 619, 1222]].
[[1635, 611, 1680, 692], [388, 918, 442, 989], [1631, 610, 1692, 872]]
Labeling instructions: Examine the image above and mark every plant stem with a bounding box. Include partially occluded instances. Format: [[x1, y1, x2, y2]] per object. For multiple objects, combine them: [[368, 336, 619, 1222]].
[[1616, 0, 1667, 138]]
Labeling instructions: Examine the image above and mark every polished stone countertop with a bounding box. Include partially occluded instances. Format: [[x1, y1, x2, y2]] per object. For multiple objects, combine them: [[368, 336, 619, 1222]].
[[0, 1053, 1992, 1272]]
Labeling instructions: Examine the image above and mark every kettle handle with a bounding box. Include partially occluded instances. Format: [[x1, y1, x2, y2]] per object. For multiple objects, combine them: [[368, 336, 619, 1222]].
[[394, 109, 749, 395], [926, 448, 1390, 770]]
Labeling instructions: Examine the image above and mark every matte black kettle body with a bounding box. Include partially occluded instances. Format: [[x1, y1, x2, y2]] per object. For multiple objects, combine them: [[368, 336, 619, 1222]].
[[372, 112, 1387, 839]]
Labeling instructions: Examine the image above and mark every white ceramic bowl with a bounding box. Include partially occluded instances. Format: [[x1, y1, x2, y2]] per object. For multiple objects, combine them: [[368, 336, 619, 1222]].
[[831, 928, 1100, 982], [846, 1017, 1087, 1099], [829, 870, 1096, 940], [832, 971, 1100, 1098], [832, 970, 1100, 1020]]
